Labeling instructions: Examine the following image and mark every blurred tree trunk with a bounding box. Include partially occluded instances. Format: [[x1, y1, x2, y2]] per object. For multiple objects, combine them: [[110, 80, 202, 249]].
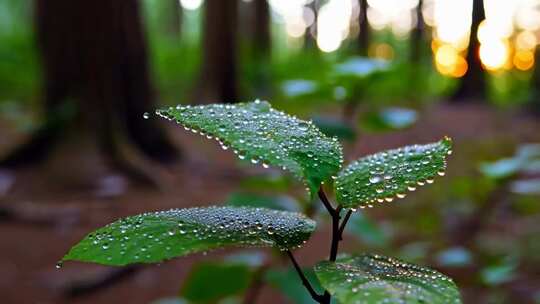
[[252, 0, 270, 58], [250, 0, 271, 97], [195, 0, 239, 103], [408, 0, 426, 103], [531, 49, 540, 114], [162, 0, 182, 37], [410, 0, 424, 63], [358, 0, 369, 56], [451, 0, 485, 102], [304, 0, 318, 49], [1, 0, 178, 172]]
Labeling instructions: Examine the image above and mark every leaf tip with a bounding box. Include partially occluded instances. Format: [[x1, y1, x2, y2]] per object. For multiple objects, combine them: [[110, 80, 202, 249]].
[[441, 136, 453, 152]]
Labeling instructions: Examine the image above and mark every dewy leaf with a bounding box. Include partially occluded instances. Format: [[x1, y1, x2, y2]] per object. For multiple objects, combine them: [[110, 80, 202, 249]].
[[156, 100, 343, 196], [335, 137, 452, 209], [62, 206, 316, 266], [314, 254, 461, 304]]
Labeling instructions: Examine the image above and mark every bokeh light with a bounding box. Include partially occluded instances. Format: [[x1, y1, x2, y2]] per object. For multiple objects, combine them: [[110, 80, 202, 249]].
[[267, 0, 540, 72], [428, 0, 540, 75], [367, 0, 417, 37], [179, 0, 203, 11], [317, 0, 354, 52]]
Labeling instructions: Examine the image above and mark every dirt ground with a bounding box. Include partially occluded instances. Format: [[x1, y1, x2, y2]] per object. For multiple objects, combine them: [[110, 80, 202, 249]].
[[1, 103, 539, 304]]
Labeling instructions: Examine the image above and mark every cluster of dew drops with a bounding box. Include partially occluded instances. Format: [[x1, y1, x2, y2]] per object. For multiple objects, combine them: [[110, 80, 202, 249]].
[[149, 100, 343, 191], [57, 207, 314, 269], [336, 137, 452, 211], [331, 254, 460, 304]]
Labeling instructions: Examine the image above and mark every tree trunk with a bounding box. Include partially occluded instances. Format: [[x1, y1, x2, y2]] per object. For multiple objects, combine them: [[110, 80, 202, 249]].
[[304, 0, 318, 49], [530, 48, 540, 114], [451, 0, 486, 102], [411, 0, 424, 63], [252, 0, 271, 59], [249, 0, 271, 97], [162, 0, 182, 38], [195, 0, 239, 103], [358, 0, 369, 56], [1, 0, 179, 171]]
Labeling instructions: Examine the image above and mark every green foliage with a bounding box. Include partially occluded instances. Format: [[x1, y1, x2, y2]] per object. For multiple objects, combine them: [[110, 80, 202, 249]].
[[435, 247, 473, 268], [181, 261, 253, 303], [312, 116, 357, 142], [226, 191, 300, 211], [510, 179, 540, 195], [314, 254, 461, 304], [238, 173, 293, 192], [333, 57, 390, 78], [345, 212, 390, 248], [281, 79, 320, 98], [0, 0, 39, 103], [157, 100, 343, 196], [335, 137, 452, 209], [359, 107, 418, 132], [480, 143, 540, 180], [480, 257, 518, 286], [265, 267, 323, 304], [62, 100, 460, 302], [62, 206, 315, 266]]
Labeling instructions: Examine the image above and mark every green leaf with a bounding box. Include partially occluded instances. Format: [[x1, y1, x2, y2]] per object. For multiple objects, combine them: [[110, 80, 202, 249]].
[[62, 206, 316, 266], [181, 261, 253, 303], [281, 79, 319, 98], [334, 57, 390, 78], [479, 158, 522, 179], [480, 257, 518, 286], [265, 267, 323, 304], [435, 247, 473, 267], [360, 107, 418, 132], [157, 100, 343, 196], [510, 178, 540, 195], [335, 137, 452, 209], [314, 254, 461, 304]]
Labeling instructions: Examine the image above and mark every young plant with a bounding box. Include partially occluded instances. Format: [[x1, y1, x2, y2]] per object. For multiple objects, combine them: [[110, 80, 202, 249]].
[[60, 100, 460, 304]]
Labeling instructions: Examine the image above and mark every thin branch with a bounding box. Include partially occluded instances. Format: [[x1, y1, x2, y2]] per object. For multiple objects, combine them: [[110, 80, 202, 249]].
[[338, 210, 353, 240], [329, 206, 342, 262], [316, 188, 348, 304], [286, 250, 324, 303], [321, 205, 343, 304], [318, 187, 336, 216]]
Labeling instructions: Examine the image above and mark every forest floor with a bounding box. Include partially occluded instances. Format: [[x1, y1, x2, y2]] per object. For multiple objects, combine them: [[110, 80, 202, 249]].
[[1, 102, 540, 304]]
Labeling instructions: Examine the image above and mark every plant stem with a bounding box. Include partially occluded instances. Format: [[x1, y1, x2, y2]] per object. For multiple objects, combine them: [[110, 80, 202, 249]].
[[329, 205, 342, 261], [338, 210, 352, 240], [318, 187, 336, 216], [317, 187, 348, 304], [286, 250, 324, 303]]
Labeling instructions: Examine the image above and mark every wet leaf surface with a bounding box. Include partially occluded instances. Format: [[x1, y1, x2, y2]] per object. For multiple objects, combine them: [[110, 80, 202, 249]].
[[315, 254, 461, 304], [62, 206, 316, 266], [335, 137, 452, 209], [157, 100, 343, 196]]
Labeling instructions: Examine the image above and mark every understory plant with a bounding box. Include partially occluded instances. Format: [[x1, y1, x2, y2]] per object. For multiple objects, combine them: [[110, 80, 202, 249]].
[[60, 100, 461, 304]]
